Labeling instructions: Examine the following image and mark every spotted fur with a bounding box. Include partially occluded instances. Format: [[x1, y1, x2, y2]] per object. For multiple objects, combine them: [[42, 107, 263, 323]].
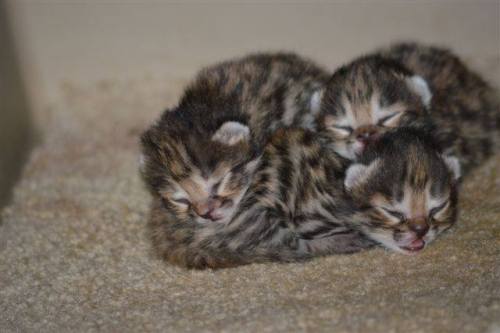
[[316, 55, 432, 160], [141, 53, 329, 224], [316, 42, 500, 174], [346, 127, 460, 254], [149, 127, 459, 269], [380, 42, 500, 173]]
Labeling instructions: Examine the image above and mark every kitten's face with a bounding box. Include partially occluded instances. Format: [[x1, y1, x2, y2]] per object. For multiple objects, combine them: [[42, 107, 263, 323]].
[[345, 129, 460, 254], [316, 57, 432, 160], [141, 121, 258, 224], [161, 159, 256, 224]]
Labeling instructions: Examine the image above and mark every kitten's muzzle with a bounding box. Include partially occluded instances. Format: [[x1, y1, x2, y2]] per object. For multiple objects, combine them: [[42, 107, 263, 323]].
[[408, 218, 430, 238], [193, 197, 233, 222], [399, 218, 429, 253], [354, 126, 379, 145], [402, 239, 426, 252]]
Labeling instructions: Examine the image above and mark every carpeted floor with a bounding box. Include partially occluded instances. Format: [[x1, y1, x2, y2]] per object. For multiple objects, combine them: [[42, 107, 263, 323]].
[[1, 59, 499, 332]]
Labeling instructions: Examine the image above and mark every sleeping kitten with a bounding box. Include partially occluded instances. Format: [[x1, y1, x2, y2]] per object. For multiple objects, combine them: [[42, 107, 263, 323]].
[[380, 42, 500, 173], [315, 42, 499, 173], [141, 111, 259, 225], [141, 53, 329, 224], [149, 127, 460, 269], [345, 126, 460, 253], [313, 55, 432, 160]]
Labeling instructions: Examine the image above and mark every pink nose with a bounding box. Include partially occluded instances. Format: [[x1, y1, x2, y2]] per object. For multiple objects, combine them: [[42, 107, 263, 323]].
[[355, 126, 378, 144], [199, 211, 219, 221], [193, 199, 221, 221], [408, 218, 429, 238]]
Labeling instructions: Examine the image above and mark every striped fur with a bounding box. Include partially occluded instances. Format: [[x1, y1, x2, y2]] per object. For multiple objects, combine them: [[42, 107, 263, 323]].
[[141, 52, 329, 225], [149, 127, 459, 269], [317, 42, 500, 174], [380, 42, 500, 173]]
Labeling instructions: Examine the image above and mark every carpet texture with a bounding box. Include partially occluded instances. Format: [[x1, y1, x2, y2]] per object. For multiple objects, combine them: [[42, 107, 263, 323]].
[[1, 60, 499, 332]]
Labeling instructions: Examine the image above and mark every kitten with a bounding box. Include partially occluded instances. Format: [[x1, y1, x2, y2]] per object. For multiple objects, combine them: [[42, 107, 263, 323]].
[[315, 42, 499, 173], [313, 55, 433, 160], [148, 127, 460, 269], [345, 127, 461, 254], [380, 42, 500, 173], [141, 53, 329, 224], [141, 111, 259, 225], [178, 52, 329, 145]]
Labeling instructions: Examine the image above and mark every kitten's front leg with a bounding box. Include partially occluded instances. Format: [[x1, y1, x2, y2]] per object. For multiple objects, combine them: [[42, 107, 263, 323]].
[[299, 230, 375, 255]]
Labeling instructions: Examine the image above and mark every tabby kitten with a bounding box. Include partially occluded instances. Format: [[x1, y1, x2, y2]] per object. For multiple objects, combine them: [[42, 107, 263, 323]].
[[141, 53, 329, 224], [315, 42, 499, 173], [345, 127, 461, 253], [380, 42, 500, 173], [149, 127, 460, 269], [313, 54, 433, 160]]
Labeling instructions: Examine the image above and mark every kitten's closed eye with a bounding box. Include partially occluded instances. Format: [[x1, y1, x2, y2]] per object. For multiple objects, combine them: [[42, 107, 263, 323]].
[[172, 197, 191, 206], [331, 125, 353, 137], [429, 200, 449, 218], [381, 207, 406, 222], [377, 112, 401, 126]]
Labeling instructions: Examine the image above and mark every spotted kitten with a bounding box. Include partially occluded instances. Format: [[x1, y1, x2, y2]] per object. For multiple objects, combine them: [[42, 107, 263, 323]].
[[345, 127, 460, 254], [313, 54, 432, 160], [380, 42, 500, 173], [315, 42, 499, 173], [149, 127, 460, 269], [141, 53, 329, 224]]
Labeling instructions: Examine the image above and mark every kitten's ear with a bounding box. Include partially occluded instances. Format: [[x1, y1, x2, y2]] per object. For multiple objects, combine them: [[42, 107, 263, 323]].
[[344, 160, 379, 190], [212, 121, 250, 145], [443, 155, 461, 181], [406, 75, 432, 107], [310, 89, 324, 114]]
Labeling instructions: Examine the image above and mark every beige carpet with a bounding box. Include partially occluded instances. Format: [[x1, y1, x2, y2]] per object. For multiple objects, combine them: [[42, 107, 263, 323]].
[[1, 61, 499, 332]]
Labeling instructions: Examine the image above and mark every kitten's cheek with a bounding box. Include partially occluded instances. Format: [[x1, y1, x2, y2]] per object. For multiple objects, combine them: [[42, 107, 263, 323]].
[[215, 206, 238, 223], [424, 228, 437, 243]]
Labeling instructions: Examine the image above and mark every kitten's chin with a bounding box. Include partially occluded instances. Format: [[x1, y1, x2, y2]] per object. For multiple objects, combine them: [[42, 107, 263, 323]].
[[336, 142, 365, 160], [367, 231, 427, 255], [399, 239, 426, 254], [386, 241, 426, 255]]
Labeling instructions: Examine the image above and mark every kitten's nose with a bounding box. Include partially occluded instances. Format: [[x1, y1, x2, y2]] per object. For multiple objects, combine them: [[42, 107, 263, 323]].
[[193, 199, 221, 221], [199, 211, 220, 221], [355, 126, 378, 144], [408, 218, 429, 238]]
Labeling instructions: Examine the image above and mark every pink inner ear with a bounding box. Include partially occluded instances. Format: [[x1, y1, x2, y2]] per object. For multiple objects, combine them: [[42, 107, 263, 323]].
[[212, 121, 250, 145], [406, 75, 432, 106]]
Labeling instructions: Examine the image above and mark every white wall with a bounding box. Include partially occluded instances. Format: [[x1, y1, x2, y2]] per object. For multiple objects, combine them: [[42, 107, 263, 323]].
[[7, 1, 500, 111]]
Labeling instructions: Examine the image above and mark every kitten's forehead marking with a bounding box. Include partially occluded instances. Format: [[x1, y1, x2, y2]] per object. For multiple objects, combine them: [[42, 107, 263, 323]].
[[340, 94, 373, 126], [177, 175, 214, 201], [393, 185, 425, 219], [176, 165, 232, 200], [393, 182, 448, 219]]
